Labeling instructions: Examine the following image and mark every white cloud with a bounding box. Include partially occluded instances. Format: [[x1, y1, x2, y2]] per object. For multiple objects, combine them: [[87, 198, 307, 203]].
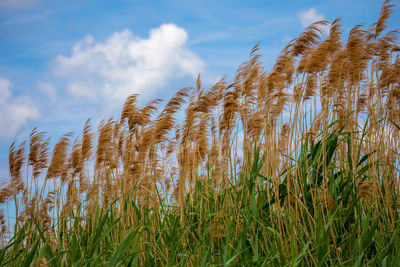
[[0, 77, 40, 139], [0, 0, 40, 10], [53, 23, 205, 105], [299, 8, 329, 33]]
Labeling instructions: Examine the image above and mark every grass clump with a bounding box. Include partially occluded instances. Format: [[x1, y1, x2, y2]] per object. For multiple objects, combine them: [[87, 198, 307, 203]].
[[1, 1, 400, 266]]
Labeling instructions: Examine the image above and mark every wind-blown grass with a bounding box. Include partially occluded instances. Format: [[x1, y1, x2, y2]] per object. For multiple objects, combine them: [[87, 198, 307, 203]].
[[0, 0, 399, 266]]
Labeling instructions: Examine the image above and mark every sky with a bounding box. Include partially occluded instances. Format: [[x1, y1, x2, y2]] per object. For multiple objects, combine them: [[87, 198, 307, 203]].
[[0, 0, 399, 183]]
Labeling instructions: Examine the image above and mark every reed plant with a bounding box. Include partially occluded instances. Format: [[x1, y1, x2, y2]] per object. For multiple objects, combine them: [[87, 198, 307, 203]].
[[0, 1, 399, 265]]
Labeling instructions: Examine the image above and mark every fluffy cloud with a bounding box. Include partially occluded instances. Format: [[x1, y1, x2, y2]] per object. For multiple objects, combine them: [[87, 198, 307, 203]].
[[299, 8, 329, 33], [0, 77, 40, 139], [0, 0, 40, 10], [53, 23, 205, 105]]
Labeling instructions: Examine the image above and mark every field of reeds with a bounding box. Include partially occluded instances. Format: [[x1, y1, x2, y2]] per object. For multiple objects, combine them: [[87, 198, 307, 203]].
[[0, 1, 399, 266]]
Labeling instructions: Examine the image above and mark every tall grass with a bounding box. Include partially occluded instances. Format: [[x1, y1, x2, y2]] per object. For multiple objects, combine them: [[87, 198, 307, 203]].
[[1, 1, 399, 265]]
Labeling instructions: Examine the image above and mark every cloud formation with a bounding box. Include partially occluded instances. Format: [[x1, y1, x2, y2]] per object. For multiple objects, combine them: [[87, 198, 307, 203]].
[[53, 23, 205, 105], [299, 8, 329, 33], [0, 77, 40, 139]]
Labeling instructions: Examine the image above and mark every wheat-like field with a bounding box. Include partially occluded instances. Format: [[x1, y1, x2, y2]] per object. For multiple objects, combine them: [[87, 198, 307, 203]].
[[0, 0, 399, 266]]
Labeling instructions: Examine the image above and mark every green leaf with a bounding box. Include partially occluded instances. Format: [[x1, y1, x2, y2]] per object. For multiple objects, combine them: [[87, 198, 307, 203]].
[[35, 223, 59, 267], [109, 229, 137, 267], [22, 238, 40, 267]]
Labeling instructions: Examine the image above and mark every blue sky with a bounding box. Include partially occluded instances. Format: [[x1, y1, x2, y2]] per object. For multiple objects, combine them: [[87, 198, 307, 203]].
[[0, 0, 399, 182]]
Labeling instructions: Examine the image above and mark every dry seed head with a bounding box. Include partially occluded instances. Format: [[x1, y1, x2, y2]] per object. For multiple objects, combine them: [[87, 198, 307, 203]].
[[81, 119, 94, 162], [271, 91, 289, 118], [121, 94, 138, 125], [247, 111, 264, 138], [193, 89, 218, 114], [46, 133, 72, 179], [209, 213, 226, 239], [278, 123, 290, 153], [379, 63, 400, 91], [345, 24, 369, 86], [293, 84, 304, 102], [96, 120, 114, 168], [9, 141, 26, 185], [319, 79, 330, 101], [0, 209, 7, 236], [211, 77, 227, 102], [292, 20, 329, 57], [19, 195, 37, 222], [376, 30, 399, 70], [220, 89, 239, 133], [373, 0, 395, 40], [311, 189, 337, 209], [137, 99, 162, 127], [165, 140, 177, 158], [28, 128, 40, 164], [300, 18, 344, 75], [61, 156, 72, 184], [235, 43, 263, 100], [196, 73, 202, 95], [195, 114, 210, 161], [358, 180, 378, 198], [154, 87, 190, 143], [0, 185, 13, 204], [138, 125, 155, 154], [356, 93, 368, 113], [304, 74, 317, 100], [40, 191, 56, 227], [388, 84, 400, 122], [301, 26, 340, 74], [118, 128, 126, 158], [327, 18, 343, 51], [328, 49, 347, 91], [28, 128, 50, 178], [256, 72, 268, 105], [266, 69, 286, 93], [270, 43, 296, 89], [71, 138, 83, 177]]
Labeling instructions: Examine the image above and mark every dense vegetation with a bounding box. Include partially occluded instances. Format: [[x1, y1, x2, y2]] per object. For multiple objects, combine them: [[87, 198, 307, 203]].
[[1, 1, 399, 265]]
